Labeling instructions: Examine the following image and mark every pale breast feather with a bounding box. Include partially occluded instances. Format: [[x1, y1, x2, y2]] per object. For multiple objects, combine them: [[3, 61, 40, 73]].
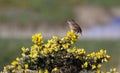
[[69, 23, 74, 29]]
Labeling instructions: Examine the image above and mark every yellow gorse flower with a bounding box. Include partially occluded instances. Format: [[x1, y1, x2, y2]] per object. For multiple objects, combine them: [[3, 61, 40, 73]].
[[17, 65, 22, 70], [97, 64, 102, 68], [11, 61, 18, 66], [62, 43, 70, 49], [92, 65, 96, 69], [95, 70, 101, 73], [52, 67, 58, 72], [65, 30, 78, 44], [44, 69, 49, 73], [82, 62, 88, 68], [16, 57, 20, 61], [25, 64, 28, 69], [39, 70, 43, 73], [32, 33, 44, 45], [4, 65, 11, 71], [1, 30, 118, 73]]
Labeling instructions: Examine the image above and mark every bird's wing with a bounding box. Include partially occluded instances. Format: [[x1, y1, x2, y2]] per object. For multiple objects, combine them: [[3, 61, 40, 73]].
[[74, 23, 82, 33]]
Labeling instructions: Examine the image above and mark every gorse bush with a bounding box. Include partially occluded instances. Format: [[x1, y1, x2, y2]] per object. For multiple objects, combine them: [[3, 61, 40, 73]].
[[1, 30, 118, 73]]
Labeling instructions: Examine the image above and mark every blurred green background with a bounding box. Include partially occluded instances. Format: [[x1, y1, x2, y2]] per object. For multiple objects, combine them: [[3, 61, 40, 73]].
[[0, 0, 120, 72], [0, 0, 120, 24]]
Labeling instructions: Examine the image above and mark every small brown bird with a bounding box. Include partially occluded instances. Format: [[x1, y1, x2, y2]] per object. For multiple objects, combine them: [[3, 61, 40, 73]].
[[67, 19, 82, 35]]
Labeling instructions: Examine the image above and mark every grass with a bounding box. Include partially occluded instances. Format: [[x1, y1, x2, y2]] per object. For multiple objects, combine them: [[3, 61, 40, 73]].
[[0, 38, 120, 71]]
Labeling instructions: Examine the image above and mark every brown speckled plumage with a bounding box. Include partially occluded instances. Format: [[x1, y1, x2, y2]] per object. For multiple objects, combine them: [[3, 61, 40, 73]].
[[67, 19, 82, 34]]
